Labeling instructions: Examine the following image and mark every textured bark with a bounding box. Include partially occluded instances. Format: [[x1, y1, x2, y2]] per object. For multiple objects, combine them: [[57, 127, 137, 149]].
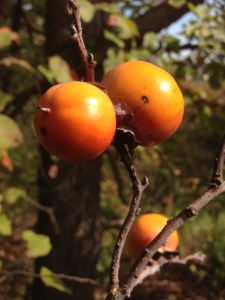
[[32, 1, 103, 299], [32, 147, 103, 300]]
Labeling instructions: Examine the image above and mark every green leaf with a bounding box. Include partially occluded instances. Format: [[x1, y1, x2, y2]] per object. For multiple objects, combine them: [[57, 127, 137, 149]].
[[116, 16, 139, 39], [168, 0, 186, 8], [48, 55, 73, 83], [162, 35, 180, 51], [103, 30, 125, 48], [0, 114, 23, 152], [103, 48, 124, 74], [37, 64, 55, 85], [40, 267, 72, 295], [143, 32, 159, 51], [22, 230, 52, 258], [0, 214, 12, 236], [0, 91, 13, 112], [3, 187, 24, 205], [95, 3, 120, 14], [75, 0, 95, 23]]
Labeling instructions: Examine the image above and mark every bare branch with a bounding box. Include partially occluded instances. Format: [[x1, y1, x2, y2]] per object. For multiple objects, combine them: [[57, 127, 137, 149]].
[[69, 0, 96, 82], [106, 131, 148, 299], [22, 193, 60, 235], [117, 134, 225, 299], [134, 0, 204, 36], [0, 269, 99, 286], [134, 252, 206, 287]]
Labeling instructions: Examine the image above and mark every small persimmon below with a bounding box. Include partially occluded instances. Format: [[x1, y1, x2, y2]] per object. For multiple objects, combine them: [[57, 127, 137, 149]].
[[126, 213, 179, 259]]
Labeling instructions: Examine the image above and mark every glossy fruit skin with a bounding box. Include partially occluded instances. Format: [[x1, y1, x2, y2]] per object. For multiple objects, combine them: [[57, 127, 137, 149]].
[[126, 213, 179, 259], [101, 61, 184, 146], [34, 81, 116, 162]]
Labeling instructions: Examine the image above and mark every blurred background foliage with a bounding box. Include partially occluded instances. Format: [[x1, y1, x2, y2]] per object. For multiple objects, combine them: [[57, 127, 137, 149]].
[[0, 0, 225, 299]]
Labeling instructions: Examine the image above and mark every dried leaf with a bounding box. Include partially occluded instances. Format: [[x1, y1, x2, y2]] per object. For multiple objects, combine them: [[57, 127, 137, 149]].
[[0, 150, 14, 172]]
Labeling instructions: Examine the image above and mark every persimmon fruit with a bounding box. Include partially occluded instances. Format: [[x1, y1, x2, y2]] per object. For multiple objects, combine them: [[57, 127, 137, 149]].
[[34, 81, 116, 161], [101, 61, 184, 146], [126, 213, 179, 259]]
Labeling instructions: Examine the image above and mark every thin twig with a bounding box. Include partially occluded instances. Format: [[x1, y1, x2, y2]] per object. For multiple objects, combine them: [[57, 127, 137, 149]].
[[116, 134, 225, 299], [0, 270, 99, 286], [69, 0, 96, 82], [106, 132, 148, 299], [22, 194, 60, 234]]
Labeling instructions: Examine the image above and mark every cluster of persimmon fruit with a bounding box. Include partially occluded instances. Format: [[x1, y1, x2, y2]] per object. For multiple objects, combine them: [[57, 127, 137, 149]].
[[34, 60, 183, 256]]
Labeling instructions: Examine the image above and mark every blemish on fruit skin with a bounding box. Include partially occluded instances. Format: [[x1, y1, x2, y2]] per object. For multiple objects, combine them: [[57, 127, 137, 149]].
[[141, 95, 148, 104], [41, 127, 47, 135]]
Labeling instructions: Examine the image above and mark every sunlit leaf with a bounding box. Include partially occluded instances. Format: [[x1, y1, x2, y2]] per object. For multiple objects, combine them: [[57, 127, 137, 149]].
[[143, 32, 159, 50], [187, 2, 200, 17], [37, 64, 55, 85], [40, 267, 72, 295], [168, 0, 186, 8], [0, 114, 23, 152], [95, 3, 120, 14], [75, 0, 95, 23], [3, 187, 24, 205], [48, 55, 73, 83], [22, 230, 52, 258], [0, 214, 12, 236], [116, 16, 139, 39], [103, 48, 124, 74]]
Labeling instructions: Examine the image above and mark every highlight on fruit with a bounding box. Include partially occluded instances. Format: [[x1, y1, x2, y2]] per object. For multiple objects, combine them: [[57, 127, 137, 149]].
[[101, 60, 184, 147], [34, 81, 116, 162], [126, 213, 179, 259]]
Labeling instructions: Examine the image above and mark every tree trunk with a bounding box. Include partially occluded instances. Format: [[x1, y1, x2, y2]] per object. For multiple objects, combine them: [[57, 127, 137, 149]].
[[32, 1, 104, 298], [32, 147, 103, 299]]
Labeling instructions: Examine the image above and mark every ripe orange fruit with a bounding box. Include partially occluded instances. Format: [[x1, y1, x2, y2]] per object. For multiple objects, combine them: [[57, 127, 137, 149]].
[[34, 81, 116, 161], [101, 61, 184, 146], [126, 213, 179, 259]]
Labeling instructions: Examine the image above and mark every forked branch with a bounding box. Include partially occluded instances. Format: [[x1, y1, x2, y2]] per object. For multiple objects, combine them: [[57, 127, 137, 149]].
[[105, 134, 225, 300], [67, 2, 225, 300]]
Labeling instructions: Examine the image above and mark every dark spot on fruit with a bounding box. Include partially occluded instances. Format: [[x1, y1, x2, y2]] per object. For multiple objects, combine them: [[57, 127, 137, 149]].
[[141, 96, 148, 104], [148, 134, 153, 140], [41, 127, 47, 135]]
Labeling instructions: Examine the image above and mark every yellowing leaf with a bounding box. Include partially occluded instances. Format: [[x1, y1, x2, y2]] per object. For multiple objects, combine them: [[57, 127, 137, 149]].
[[3, 187, 24, 205], [0, 214, 12, 236], [78, 0, 95, 23], [0, 114, 23, 152], [48, 55, 73, 83], [22, 230, 52, 258], [40, 267, 72, 295]]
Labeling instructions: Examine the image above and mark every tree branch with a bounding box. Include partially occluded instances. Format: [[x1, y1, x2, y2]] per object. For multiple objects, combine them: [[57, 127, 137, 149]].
[[69, 0, 96, 82], [105, 132, 148, 299], [0, 270, 99, 286], [106, 134, 225, 299], [134, 0, 204, 36], [22, 193, 60, 235]]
